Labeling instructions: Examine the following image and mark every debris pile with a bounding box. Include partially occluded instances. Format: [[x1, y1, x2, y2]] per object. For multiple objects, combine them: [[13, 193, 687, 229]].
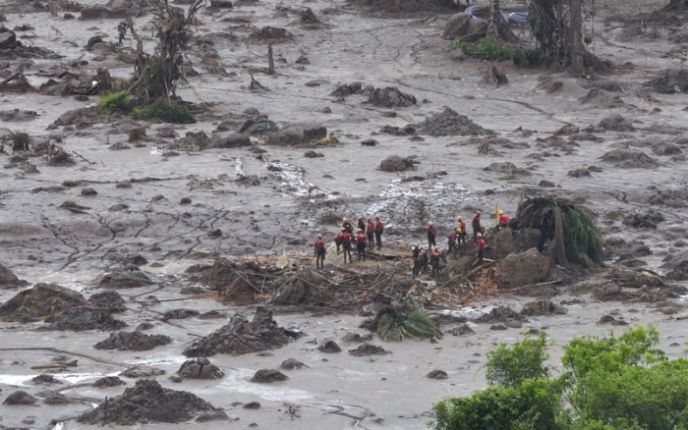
[[94, 330, 172, 351], [44, 306, 127, 331], [367, 86, 417, 108], [0, 283, 87, 322], [413, 108, 492, 136], [176, 358, 225, 380]]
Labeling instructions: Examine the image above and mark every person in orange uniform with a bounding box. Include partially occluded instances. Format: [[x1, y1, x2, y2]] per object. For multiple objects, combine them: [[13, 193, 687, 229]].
[[472, 211, 483, 239], [427, 221, 437, 249], [341, 229, 353, 263], [374, 214, 384, 249], [314, 235, 326, 269], [356, 229, 367, 260], [476, 232, 487, 263], [366, 218, 375, 249], [497, 209, 509, 229], [431, 246, 442, 277], [457, 216, 467, 247]]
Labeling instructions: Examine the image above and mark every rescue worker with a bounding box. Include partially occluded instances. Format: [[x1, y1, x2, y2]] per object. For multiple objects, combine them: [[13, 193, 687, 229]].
[[341, 229, 353, 263], [457, 216, 467, 247], [366, 218, 376, 249], [314, 235, 326, 269], [411, 245, 421, 276], [374, 214, 384, 249], [357, 216, 366, 234], [334, 231, 343, 254], [497, 209, 509, 229], [472, 210, 483, 240], [427, 221, 437, 249], [342, 217, 354, 235], [447, 229, 458, 256], [356, 229, 367, 260], [476, 232, 487, 263], [431, 246, 442, 277], [418, 247, 428, 274]]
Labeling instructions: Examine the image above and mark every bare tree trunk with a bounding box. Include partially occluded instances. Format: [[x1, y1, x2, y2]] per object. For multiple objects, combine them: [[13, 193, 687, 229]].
[[569, 0, 585, 73], [267, 43, 275, 75], [491, 0, 500, 37]]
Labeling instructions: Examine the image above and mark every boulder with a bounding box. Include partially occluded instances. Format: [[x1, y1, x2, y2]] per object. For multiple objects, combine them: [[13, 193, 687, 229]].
[[280, 358, 306, 370], [520, 299, 567, 316], [367, 87, 416, 108], [0, 263, 27, 288], [0, 283, 87, 322], [94, 376, 126, 388], [177, 358, 224, 380], [3, 390, 37, 405], [250, 369, 288, 383], [348, 343, 390, 357], [426, 370, 448, 380], [88, 290, 126, 312], [379, 155, 416, 172], [210, 133, 251, 148], [318, 338, 341, 353], [95, 330, 172, 351], [45, 306, 126, 331], [0, 30, 18, 50], [496, 248, 552, 289]]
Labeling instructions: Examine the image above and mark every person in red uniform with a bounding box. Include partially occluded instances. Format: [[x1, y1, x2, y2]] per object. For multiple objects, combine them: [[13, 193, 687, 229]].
[[314, 235, 326, 269], [342, 217, 354, 235], [447, 230, 457, 256], [431, 246, 442, 277], [427, 221, 437, 249], [366, 218, 375, 249], [374, 214, 384, 249], [334, 231, 343, 254], [357, 216, 366, 234], [497, 210, 509, 229], [356, 230, 367, 260], [472, 211, 483, 240], [476, 232, 486, 263], [341, 229, 353, 263], [457, 216, 467, 247]]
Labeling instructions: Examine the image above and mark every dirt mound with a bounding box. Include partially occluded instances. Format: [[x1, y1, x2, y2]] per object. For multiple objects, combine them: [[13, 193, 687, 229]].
[[177, 358, 225, 380], [600, 149, 659, 168], [496, 248, 553, 289], [447, 324, 474, 336], [163, 309, 200, 321], [281, 358, 306, 370], [96, 269, 154, 289], [94, 376, 126, 388], [3, 390, 37, 405], [0, 263, 27, 288], [251, 368, 288, 383], [248, 26, 294, 43], [89, 290, 127, 312], [183, 307, 300, 357], [94, 330, 172, 351], [330, 82, 363, 98], [379, 155, 417, 172], [0, 283, 87, 322], [414, 108, 492, 136], [342, 332, 374, 343], [622, 211, 664, 229], [647, 188, 688, 208], [119, 365, 165, 378], [475, 306, 526, 324], [318, 338, 342, 353], [272, 269, 335, 306], [367, 87, 416, 108], [597, 114, 635, 132], [348, 343, 390, 357], [520, 299, 567, 316], [44, 306, 127, 331], [265, 124, 328, 146], [77, 380, 221, 425], [646, 69, 688, 94], [661, 252, 688, 281]]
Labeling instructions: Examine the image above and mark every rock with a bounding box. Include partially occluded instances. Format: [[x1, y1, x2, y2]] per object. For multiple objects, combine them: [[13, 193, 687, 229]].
[[622, 211, 664, 229], [600, 149, 658, 168], [280, 358, 306, 370], [414, 107, 492, 136], [81, 187, 98, 196], [119, 365, 165, 378], [426, 370, 448, 380], [447, 323, 474, 336], [520, 299, 567, 316], [94, 376, 126, 388], [45, 306, 126, 331], [209, 0, 233, 8], [177, 358, 224, 380], [210, 133, 251, 148], [367, 87, 416, 108], [0, 262, 27, 288], [162, 308, 200, 321], [180, 197, 192, 205], [491, 324, 508, 330], [361, 139, 378, 146], [304, 150, 324, 158], [496, 248, 553, 289], [3, 391, 37, 405], [248, 26, 294, 43], [598, 314, 628, 325], [0, 109, 38, 122], [331, 82, 363, 98], [597, 114, 635, 132], [128, 127, 146, 142], [196, 410, 229, 422], [96, 269, 154, 289], [379, 155, 416, 172], [89, 290, 127, 312], [0, 283, 87, 322], [77, 380, 221, 425], [475, 306, 526, 324], [184, 307, 300, 357], [59, 200, 90, 214], [31, 374, 62, 385], [95, 330, 172, 351], [318, 338, 341, 353], [442, 12, 487, 41], [0, 30, 18, 50], [539, 180, 556, 188], [79, 6, 130, 19], [266, 124, 327, 146], [341, 332, 374, 343], [250, 369, 288, 383], [348, 343, 390, 357], [173, 131, 210, 151], [244, 401, 261, 409], [647, 69, 688, 94], [43, 391, 70, 405]]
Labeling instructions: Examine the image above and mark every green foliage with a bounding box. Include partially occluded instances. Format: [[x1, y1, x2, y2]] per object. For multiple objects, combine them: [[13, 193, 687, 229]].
[[451, 36, 515, 62], [486, 334, 549, 387], [375, 307, 439, 342], [11, 132, 30, 150], [516, 197, 604, 266], [513, 48, 544, 67], [99, 91, 132, 114], [131, 98, 195, 124], [434, 378, 566, 430]]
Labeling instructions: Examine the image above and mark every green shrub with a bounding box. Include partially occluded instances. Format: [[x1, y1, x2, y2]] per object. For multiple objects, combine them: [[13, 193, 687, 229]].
[[486, 334, 549, 387], [451, 36, 515, 62], [375, 307, 440, 342], [434, 378, 566, 430], [131, 98, 195, 124], [99, 91, 131, 114]]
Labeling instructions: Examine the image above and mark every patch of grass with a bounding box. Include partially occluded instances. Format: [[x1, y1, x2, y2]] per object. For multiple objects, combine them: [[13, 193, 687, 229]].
[[131, 98, 195, 124], [98, 91, 132, 114], [451, 36, 515, 62], [376, 307, 440, 342]]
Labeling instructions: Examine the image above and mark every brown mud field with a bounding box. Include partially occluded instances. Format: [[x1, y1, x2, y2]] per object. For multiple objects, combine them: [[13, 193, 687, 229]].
[[1, 0, 688, 428]]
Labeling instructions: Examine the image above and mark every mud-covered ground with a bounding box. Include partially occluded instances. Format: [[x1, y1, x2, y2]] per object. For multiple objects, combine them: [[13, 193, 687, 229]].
[[1, 0, 688, 428]]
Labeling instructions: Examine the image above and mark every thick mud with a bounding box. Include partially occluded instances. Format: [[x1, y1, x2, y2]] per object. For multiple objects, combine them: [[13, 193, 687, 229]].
[[1, 0, 688, 429]]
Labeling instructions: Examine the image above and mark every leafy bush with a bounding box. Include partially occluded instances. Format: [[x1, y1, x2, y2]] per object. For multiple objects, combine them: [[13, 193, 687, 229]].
[[434, 378, 566, 430], [99, 91, 132, 114], [451, 36, 515, 62], [131, 98, 195, 124], [374, 307, 440, 342], [486, 334, 549, 386]]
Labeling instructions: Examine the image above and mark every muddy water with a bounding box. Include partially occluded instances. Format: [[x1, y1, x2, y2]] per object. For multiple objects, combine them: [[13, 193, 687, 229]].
[[1, 0, 688, 428]]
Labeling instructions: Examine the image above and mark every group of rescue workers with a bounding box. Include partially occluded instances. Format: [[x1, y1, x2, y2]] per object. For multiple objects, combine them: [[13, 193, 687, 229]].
[[313, 208, 511, 277]]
